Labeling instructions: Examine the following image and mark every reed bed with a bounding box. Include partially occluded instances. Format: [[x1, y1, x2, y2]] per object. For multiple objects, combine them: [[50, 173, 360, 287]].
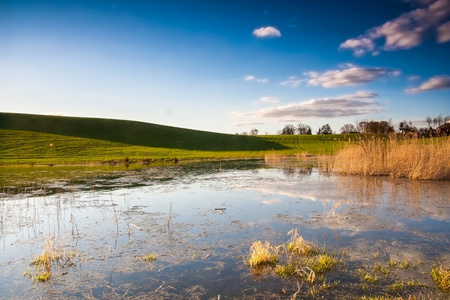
[[320, 136, 449, 180]]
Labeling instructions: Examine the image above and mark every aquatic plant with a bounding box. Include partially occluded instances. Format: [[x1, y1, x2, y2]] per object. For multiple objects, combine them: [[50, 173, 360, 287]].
[[286, 228, 317, 257], [430, 265, 450, 292], [390, 280, 405, 293], [25, 237, 74, 283], [137, 254, 158, 262], [247, 229, 340, 289], [248, 241, 278, 268]]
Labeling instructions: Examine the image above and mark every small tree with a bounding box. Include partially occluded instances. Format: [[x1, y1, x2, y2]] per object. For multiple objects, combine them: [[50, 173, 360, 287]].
[[399, 120, 411, 134], [437, 114, 444, 126], [340, 124, 356, 134], [318, 124, 332, 135], [426, 116, 433, 128], [281, 124, 296, 135], [297, 123, 312, 135], [250, 128, 259, 136]]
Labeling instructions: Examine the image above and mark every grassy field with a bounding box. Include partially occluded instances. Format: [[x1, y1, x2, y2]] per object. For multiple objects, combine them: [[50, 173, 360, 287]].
[[0, 112, 348, 166]]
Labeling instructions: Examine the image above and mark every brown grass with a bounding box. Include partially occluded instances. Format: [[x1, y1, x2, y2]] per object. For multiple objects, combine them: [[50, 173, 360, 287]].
[[320, 136, 449, 180]]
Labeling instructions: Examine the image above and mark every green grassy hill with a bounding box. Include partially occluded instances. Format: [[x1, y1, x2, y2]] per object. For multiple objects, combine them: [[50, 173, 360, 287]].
[[0, 112, 349, 165], [0, 112, 284, 151]]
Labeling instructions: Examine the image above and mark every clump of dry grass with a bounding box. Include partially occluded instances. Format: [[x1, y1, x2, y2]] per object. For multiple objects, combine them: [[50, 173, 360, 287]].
[[248, 229, 339, 287], [286, 228, 317, 257], [431, 265, 450, 292], [248, 241, 278, 268], [321, 136, 449, 180], [25, 237, 74, 282]]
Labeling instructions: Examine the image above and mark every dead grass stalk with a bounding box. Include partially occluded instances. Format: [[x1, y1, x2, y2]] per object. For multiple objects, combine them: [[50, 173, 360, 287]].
[[320, 136, 449, 180]]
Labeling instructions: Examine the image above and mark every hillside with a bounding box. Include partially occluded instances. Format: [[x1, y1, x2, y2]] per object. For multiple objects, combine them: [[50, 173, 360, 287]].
[[0, 112, 285, 151], [0, 112, 349, 165]]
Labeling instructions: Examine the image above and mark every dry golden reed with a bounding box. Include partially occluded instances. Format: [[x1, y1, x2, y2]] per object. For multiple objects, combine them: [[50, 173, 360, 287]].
[[321, 136, 449, 180]]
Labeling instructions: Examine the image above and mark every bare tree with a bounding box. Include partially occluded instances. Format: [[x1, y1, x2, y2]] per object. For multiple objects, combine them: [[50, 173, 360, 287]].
[[437, 114, 444, 126], [433, 117, 438, 128], [280, 124, 296, 135], [318, 124, 332, 135], [340, 124, 356, 134], [355, 119, 368, 133], [297, 123, 312, 135], [426, 116, 433, 128], [399, 120, 411, 133]]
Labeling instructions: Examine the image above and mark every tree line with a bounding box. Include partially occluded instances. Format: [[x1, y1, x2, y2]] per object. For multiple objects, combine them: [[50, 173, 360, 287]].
[[239, 114, 449, 136]]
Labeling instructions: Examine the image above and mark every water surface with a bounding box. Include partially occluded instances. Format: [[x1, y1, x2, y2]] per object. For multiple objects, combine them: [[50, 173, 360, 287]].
[[1, 160, 449, 299]]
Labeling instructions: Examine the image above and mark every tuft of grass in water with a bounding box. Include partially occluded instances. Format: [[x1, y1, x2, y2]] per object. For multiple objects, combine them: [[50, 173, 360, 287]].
[[136, 254, 157, 262], [388, 259, 398, 268], [306, 254, 339, 274], [247, 228, 340, 292], [248, 241, 278, 268], [401, 260, 410, 269], [430, 265, 450, 292], [274, 263, 297, 278], [286, 228, 318, 257], [375, 263, 390, 277], [319, 135, 450, 180], [364, 273, 379, 283], [25, 237, 74, 283], [390, 280, 405, 293]]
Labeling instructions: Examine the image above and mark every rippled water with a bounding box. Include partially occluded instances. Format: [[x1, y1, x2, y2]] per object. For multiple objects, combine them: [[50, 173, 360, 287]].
[[0, 160, 449, 299]]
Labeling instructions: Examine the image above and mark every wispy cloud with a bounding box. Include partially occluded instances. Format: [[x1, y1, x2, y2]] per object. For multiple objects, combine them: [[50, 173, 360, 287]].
[[437, 21, 450, 43], [340, 0, 450, 56], [238, 91, 384, 120], [231, 121, 265, 127], [305, 65, 399, 88], [244, 75, 269, 83], [405, 75, 450, 93], [252, 26, 281, 38], [280, 76, 304, 87], [260, 96, 280, 103]]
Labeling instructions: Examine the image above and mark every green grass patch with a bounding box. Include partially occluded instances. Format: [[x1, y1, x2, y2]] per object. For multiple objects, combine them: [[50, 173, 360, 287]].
[[0, 112, 349, 165]]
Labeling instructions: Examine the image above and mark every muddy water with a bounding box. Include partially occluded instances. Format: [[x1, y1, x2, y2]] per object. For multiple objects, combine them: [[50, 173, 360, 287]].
[[0, 160, 449, 299]]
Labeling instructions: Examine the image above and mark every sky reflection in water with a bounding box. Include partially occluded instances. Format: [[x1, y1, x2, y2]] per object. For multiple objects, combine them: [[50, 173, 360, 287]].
[[0, 160, 449, 299]]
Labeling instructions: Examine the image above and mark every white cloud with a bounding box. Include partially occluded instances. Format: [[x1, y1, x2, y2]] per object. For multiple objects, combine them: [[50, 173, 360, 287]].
[[405, 75, 450, 93], [231, 121, 265, 127], [239, 91, 384, 119], [262, 199, 282, 205], [280, 76, 304, 87], [338, 90, 379, 99], [252, 26, 281, 38], [305, 65, 399, 88], [260, 96, 280, 103], [437, 21, 450, 43], [339, 38, 375, 56], [340, 0, 450, 56], [244, 75, 269, 83]]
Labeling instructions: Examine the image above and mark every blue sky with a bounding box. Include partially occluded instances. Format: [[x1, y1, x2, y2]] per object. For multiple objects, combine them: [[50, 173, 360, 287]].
[[1, 0, 449, 134]]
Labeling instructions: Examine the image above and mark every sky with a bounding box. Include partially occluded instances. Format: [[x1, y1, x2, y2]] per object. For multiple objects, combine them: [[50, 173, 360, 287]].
[[1, 0, 449, 134]]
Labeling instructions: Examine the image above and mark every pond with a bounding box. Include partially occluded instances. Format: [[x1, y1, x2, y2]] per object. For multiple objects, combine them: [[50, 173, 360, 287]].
[[0, 160, 449, 299]]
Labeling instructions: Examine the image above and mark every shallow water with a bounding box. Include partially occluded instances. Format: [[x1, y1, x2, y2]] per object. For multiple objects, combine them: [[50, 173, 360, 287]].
[[0, 160, 449, 299]]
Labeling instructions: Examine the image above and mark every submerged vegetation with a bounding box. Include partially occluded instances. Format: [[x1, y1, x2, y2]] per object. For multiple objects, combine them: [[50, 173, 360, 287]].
[[320, 135, 450, 180]]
